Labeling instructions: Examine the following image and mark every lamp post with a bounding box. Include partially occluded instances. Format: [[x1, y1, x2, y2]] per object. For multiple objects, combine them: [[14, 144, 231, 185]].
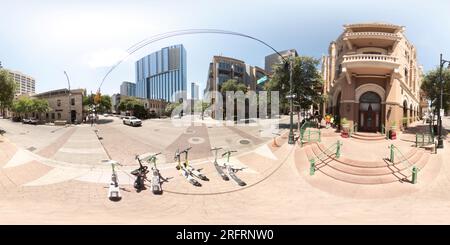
[[437, 54, 449, 149], [64, 71, 72, 124], [288, 57, 295, 145]]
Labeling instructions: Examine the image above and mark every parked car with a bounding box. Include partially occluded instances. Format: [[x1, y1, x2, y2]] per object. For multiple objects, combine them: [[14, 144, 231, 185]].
[[123, 116, 142, 127], [22, 117, 38, 125]]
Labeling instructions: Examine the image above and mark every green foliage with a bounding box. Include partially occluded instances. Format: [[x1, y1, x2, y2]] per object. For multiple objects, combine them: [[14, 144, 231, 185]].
[[340, 117, 348, 125], [165, 102, 181, 116], [118, 97, 148, 119], [0, 69, 16, 115], [11, 97, 49, 115], [83, 94, 111, 113], [421, 68, 450, 111], [220, 79, 248, 94], [265, 56, 324, 111]]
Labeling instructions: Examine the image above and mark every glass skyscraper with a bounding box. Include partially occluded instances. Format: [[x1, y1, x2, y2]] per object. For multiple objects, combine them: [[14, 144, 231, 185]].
[[135, 44, 187, 102]]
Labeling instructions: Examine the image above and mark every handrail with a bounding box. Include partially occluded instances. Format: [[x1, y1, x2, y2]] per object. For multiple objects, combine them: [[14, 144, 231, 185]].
[[309, 140, 342, 176], [311, 140, 342, 163], [343, 54, 398, 63], [390, 144, 416, 170], [300, 128, 321, 146]]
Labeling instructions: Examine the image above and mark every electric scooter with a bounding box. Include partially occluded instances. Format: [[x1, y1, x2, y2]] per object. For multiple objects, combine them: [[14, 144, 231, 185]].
[[147, 152, 163, 195], [181, 147, 209, 181], [175, 149, 201, 187], [132, 155, 149, 192], [222, 150, 247, 186], [211, 147, 229, 181], [102, 159, 122, 201]]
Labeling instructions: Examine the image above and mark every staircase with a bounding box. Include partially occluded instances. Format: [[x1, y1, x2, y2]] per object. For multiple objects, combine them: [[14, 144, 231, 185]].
[[305, 142, 430, 184], [351, 132, 386, 141]]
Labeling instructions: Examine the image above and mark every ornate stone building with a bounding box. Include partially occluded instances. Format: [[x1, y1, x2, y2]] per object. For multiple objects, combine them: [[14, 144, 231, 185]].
[[322, 23, 423, 132]]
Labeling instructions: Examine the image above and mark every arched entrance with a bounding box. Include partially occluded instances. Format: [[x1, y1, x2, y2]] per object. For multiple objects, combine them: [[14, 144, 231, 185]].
[[359, 92, 381, 132]]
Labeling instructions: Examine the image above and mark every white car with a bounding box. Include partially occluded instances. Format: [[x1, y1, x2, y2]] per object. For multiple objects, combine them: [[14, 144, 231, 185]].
[[123, 116, 142, 127]]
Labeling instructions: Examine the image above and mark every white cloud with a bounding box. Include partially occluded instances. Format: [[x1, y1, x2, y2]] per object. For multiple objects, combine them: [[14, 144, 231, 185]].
[[86, 49, 129, 68]]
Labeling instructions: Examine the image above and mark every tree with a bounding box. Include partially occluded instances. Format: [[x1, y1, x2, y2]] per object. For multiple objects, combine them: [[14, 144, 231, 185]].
[[118, 97, 148, 119], [194, 101, 210, 120], [165, 102, 181, 117], [265, 56, 324, 114], [220, 79, 248, 120], [32, 99, 50, 114], [98, 95, 112, 113], [0, 69, 16, 117], [421, 68, 450, 112], [11, 97, 49, 119], [220, 79, 248, 94]]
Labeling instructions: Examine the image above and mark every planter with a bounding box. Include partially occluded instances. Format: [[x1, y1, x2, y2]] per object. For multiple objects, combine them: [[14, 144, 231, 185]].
[[341, 123, 350, 138]]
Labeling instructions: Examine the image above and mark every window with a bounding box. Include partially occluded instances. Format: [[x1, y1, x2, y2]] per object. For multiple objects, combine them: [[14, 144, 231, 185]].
[[71, 98, 75, 106], [57, 99, 61, 107], [57, 113, 61, 119], [51, 113, 55, 119], [46, 113, 49, 119]]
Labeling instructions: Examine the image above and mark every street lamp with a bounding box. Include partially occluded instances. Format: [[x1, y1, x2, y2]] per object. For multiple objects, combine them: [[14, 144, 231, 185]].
[[64, 71, 72, 124], [437, 54, 449, 149], [287, 57, 295, 145]]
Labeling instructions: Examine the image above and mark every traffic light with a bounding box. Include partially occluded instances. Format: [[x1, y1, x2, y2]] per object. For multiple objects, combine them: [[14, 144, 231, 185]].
[[94, 91, 102, 105]]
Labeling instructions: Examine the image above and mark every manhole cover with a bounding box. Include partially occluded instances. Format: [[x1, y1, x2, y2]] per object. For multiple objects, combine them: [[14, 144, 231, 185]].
[[27, 146, 36, 152], [185, 129, 195, 134], [188, 137, 205, 144], [154, 129, 160, 132], [239, 139, 251, 145]]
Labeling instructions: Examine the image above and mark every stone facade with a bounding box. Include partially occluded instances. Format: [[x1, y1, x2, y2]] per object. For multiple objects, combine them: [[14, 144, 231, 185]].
[[33, 88, 85, 124], [322, 23, 424, 132]]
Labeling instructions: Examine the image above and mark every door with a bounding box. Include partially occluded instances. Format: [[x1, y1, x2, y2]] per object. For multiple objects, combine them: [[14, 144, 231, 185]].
[[359, 91, 381, 132], [71, 110, 76, 123], [361, 105, 378, 132]]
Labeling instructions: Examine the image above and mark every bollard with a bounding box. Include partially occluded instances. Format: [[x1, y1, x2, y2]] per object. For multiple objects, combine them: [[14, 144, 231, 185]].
[[390, 144, 394, 163], [415, 134, 418, 147], [309, 159, 315, 176], [422, 133, 425, 147], [319, 130, 322, 143], [336, 140, 341, 159], [412, 166, 418, 184]]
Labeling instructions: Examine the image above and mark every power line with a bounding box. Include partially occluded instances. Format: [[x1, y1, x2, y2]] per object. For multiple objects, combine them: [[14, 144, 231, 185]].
[[98, 29, 287, 91]]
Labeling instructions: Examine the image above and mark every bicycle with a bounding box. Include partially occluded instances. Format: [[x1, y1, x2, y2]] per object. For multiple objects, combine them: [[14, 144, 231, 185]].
[[211, 147, 229, 181], [222, 150, 247, 186]]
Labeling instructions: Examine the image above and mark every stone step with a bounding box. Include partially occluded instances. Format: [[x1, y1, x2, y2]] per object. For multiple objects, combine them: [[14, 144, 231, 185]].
[[351, 132, 386, 141], [311, 144, 424, 176], [315, 143, 420, 168], [319, 153, 429, 184], [305, 144, 431, 184]]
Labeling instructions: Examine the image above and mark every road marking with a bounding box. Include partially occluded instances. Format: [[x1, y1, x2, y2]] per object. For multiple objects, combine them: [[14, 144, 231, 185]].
[[4, 149, 37, 168], [58, 147, 106, 154], [254, 144, 278, 160]]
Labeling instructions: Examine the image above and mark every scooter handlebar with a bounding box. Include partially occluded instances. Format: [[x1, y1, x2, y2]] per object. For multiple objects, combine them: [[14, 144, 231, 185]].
[[211, 147, 223, 151]]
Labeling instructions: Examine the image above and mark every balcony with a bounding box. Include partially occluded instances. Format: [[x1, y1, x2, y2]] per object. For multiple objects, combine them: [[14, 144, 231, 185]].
[[343, 31, 401, 49], [344, 32, 401, 41], [342, 54, 400, 74]]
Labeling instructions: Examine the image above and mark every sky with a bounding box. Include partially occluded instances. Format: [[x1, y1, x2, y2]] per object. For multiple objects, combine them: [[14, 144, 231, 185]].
[[1, 0, 449, 98]]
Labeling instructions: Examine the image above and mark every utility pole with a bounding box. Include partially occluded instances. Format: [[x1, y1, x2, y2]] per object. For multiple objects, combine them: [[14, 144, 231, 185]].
[[437, 54, 449, 149], [64, 71, 72, 124], [288, 57, 295, 144]]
